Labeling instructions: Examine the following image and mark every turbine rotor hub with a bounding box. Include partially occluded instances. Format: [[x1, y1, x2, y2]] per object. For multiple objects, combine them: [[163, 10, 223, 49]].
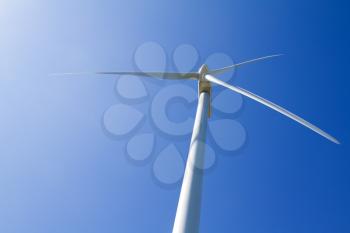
[[198, 64, 209, 80]]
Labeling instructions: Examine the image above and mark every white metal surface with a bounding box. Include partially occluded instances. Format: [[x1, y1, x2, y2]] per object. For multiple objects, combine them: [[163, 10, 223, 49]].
[[172, 92, 210, 233], [205, 74, 340, 144]]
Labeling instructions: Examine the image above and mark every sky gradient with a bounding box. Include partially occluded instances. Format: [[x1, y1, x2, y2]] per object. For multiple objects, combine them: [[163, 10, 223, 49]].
[[0, 0, 349, 233]]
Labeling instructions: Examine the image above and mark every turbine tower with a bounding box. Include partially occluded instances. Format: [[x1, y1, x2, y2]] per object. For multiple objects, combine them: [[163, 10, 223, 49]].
[[54, 54, 339, 233]]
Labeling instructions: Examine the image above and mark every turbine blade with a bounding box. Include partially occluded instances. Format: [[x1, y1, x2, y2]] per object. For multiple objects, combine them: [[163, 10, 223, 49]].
[[205, 74, 340, 144], [50, 71, 199, 80], [208, 54, 283, 75]]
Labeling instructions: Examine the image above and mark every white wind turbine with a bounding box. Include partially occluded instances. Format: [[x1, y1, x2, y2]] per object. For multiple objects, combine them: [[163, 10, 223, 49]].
[[54, 54, 340, 233]]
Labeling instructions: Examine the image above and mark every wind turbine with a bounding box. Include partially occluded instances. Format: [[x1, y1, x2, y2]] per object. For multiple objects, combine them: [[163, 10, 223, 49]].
[[54, 54, 340, 233]]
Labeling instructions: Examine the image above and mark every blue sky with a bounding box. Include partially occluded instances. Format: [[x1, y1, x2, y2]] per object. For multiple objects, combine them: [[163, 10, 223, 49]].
[[0, 0, 349, 233]]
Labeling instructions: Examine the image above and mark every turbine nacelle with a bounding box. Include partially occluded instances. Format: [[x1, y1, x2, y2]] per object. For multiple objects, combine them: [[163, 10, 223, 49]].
[[197, 64, 212, 117]]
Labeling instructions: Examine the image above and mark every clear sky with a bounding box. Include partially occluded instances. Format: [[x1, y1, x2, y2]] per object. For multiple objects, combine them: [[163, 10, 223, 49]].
[[0, 0, 349, 233]]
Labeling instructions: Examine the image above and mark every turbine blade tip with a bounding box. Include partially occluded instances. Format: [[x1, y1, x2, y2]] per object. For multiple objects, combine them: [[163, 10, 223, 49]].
[[333, 138, 341, 145], [272, 53, 284, 57]]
